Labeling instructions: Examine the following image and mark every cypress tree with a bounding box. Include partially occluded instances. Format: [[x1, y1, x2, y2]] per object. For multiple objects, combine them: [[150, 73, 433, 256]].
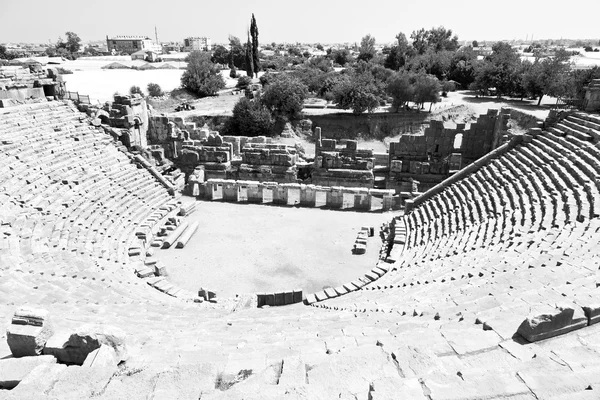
[[245, 31, 254, 79], [250, 14, 260, 78]]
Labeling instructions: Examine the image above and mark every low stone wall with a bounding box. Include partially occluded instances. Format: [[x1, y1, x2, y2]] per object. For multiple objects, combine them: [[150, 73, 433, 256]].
[[257, 290, 303, 307], [196, 179, 397, 211]]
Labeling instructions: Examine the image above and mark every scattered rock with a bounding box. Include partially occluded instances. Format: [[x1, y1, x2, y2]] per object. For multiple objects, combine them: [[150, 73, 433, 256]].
[[44, 325, 126, 365], [517, 305, 587, 342], [6, 307, 54, 357]]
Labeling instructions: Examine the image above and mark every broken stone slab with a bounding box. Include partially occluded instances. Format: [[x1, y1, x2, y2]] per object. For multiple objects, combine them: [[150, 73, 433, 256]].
[[46, 364, 118, 399], [4, 362, 67, 396], [82, 345, 119, 368], [0, 355, 57, 389], [517, 305, 587, 342], [44, 325, 127, 365], [6, 307, 54, 357]]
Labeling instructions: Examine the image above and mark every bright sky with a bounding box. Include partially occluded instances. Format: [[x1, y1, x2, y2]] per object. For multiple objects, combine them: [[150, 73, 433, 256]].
[[1, 0, 599, 45]]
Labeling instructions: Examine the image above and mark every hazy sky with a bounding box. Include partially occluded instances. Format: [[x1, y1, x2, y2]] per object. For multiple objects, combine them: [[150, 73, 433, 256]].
[[2, 0, 599, 45]]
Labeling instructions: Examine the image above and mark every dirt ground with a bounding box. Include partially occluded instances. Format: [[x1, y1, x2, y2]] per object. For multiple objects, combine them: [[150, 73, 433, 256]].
[[154, 201, 397, 298]]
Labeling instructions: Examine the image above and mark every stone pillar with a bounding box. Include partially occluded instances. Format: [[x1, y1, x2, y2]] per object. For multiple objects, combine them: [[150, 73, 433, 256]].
[[222, 181, 238, 202], [382, 194, 393, 211], [354, 188, 371, 210], [247, 183, 262, 202], [300, 184, 316, 207], [314, 127, 322, 156], [326, 186, 343, 208], [272, 184, 288, 205]]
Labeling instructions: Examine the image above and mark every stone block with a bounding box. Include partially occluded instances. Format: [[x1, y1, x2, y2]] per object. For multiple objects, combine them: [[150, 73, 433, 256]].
[[274, 292, 285, 306], [284, 291, 294, 305], [0, 355, 57, 389], [292, 289, 303, 304], [517, 305, 587, 342], [7, 307, 54, 357], [44, 325, 127, 366]]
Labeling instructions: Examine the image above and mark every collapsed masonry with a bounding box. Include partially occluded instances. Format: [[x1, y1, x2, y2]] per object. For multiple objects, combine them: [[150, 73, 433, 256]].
[[0, 64, 66, 107], [387, 108, 511, 192], [148, 115, 300, 183], [312, 127, 375, 188]]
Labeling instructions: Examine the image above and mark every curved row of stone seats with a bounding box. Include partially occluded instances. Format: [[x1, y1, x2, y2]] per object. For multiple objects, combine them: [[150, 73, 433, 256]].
[[3, 104, 600, 398], [4, 282, 600, 399], [0, 101, 174, 275], [317, 124, 600, 344]]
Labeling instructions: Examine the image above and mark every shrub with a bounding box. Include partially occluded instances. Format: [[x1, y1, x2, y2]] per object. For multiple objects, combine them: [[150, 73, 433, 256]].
[[129, 85, 144, 96], [227, 97, 273, 136], [147, 83, 163, 97], [230, 67, 237, 78], [236, 75, 252, 90]]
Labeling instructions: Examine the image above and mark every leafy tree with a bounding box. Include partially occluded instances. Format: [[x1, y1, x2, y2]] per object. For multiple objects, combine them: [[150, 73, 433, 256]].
[[472, 42, 522, 96], [331, 48, 351, 66], [307, 56, 333, 72], [147, 83, 163, 97], [129, 85, 144, 96], [250, 13, 260, 77], [245, 32, 254, 78], [384, 32, 413, 70], [411, 28, 429, 55], [236, 75, 252, 90], [65, 32, 81, 54], [181, 51, 226, 97], [227, 97, 273, 136], [228, 35, 246, 69], [413, 74, 441, 111], [448, 46, 478, 88], [316, 44, 324, 51], [358, 34, 376, 62], [332, 73, 380, 115], [426, 27, 459, 52], [387, 71, 415, 111], [472, 40, 479, 48], [211, 45, 230, 65], [522, 48, 572, 104], [260, 74, 308, 120], [288, 46, 302, 57]]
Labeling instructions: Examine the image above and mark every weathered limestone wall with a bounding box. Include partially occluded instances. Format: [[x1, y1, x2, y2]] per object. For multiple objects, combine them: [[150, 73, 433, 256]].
[[109, 95, 149, 148], [405, 133, 527, 213], [387, 108, 511, 193], [308, 112, 429, 139], [313, 127, 375, 188]]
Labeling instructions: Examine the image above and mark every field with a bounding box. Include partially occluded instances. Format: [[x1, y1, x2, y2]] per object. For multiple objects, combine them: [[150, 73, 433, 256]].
[[154, 201, 396, 298]]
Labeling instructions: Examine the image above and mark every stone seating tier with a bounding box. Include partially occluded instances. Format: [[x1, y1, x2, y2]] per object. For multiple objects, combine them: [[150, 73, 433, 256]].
[[2, 104, 600, 398]]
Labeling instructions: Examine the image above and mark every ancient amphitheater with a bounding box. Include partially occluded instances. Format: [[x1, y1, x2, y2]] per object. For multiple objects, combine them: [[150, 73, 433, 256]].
[[1, 74, 600, 399]]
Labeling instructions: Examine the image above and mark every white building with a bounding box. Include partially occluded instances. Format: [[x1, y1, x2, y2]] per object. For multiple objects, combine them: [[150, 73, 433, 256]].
[[106, 36, 162, 55], [183, 37, 211, 52]]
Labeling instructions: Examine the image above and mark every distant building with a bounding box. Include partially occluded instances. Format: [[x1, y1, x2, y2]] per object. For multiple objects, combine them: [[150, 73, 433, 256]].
[[183, 37, 211, 52], [106, 35, 162, 55], [162, 42, 182, 53]]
